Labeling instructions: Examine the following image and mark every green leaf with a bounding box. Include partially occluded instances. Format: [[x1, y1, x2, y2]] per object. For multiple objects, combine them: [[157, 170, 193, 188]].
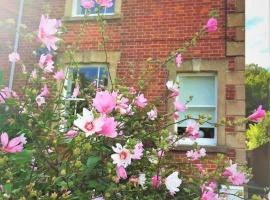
[[8, 149, 32, 165], [86, 156, 101, 172]]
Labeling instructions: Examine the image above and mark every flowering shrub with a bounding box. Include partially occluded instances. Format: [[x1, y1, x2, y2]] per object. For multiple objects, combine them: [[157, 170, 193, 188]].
[[0, 1, 269, 199]]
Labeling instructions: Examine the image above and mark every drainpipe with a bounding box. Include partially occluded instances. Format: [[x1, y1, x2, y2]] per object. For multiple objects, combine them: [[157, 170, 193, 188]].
[[8, 0, 24, 90]]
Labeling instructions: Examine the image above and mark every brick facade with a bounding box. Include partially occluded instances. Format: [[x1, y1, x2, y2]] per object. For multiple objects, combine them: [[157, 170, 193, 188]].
[[0, 0, 245, 164]]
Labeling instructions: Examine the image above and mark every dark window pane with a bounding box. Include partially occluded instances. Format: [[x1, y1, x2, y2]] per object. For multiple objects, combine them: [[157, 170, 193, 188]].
[[177, 127, 215, 139]]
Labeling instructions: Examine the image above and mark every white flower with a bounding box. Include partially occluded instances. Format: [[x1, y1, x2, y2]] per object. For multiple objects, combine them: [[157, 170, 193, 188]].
[[199, 148, 206, 157], [73, 108, 104, 137], [165, 172, 182, 196], [138, 173, 146, 187], [111, 143, 132, 168], [36, 95, 45, 107], [147, 108, 157, 120], [166, 80, 178, 91]]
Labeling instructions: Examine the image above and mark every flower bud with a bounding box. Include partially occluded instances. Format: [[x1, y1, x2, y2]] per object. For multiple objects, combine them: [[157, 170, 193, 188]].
[[60, 169, 66, 176], [73, 148, 80, 156]]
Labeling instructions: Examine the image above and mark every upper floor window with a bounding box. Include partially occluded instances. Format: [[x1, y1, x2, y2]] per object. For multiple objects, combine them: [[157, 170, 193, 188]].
[[73, 0, 116, 16], [175, 73, 217, 146]]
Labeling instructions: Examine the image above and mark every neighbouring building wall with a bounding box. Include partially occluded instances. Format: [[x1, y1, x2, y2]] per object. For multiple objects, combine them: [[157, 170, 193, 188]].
[[0, 0, 246, 165]]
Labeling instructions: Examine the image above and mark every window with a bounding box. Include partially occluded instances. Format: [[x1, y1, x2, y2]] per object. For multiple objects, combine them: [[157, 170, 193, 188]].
[[73, 0, 116, 16], [175, 73, 217, 146], [64, 64, 108, 114]]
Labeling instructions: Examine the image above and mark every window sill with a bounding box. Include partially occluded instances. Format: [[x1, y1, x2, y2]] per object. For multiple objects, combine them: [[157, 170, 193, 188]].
[[171, 145, 229, 154], [62, 14, 122, 22]]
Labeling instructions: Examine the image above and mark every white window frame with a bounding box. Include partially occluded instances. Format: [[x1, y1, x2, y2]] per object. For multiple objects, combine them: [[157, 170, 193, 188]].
[[72, 0, 115, 17], [175, 73, 218, 146]]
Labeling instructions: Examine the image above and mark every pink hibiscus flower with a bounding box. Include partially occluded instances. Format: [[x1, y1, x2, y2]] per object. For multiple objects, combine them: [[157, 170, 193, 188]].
[[135, 94, 148, 108], [186, 120, 200, 140], [81, 0, 95, 9], [116, 166, 127, 180], [0, 132, 27, 153], [53, 70, 65, 80], [131, 142, 144, 160], [151, 175, 161, 189], [248, 105, 266, 122], [174, 101, 187, 112], [96, 0, 113, 8], [175, 54, 182, 68], [206, 18, 218, 33], [38, 15, 61, 51], [97, 117, 118, 138], [93, 91, 117, 114]]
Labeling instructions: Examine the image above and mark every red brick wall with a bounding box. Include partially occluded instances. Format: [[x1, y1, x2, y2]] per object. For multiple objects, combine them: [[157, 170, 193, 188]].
[[0, 0, 245, 163]]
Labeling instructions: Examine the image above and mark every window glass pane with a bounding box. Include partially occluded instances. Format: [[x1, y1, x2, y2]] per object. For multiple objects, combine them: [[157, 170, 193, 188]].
[[76, 0, 115, 15], [79, 67, 98, 88], [98, 67, 109, 87], [178, 76, 215, 106], [178, 107, 216, 128]]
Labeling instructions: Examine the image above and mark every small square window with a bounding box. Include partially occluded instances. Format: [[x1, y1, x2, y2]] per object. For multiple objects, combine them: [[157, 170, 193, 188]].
[[73, 0, 116, 16], [175, 73, 217, 146]]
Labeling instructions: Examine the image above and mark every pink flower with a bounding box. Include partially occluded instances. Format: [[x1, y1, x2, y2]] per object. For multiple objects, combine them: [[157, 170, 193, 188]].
[[81, 0, 95, 9], [39, 54, 54, 73], [97, 117, 118, 138], [173, 112, 179, 120], [186, 148, 206, 161], [38, 15, 60, 51], [74, 108, 104, 137], [131, 142, 144, 160], [93, 91, 117, 114], [223, 163, 248, 186], [151, 175, 161, 189], [135, 94, 148, 108], [206, 18, 218, 33], [174, 101, 187, 112], [166, 81, 179, 98], [40, 84, 49, 97], [248, 105, 266, 122], [195, 164, 205, 175], [71, 85, 80, 98], [228, 172, 247, 186], [0, 132, 26, 153], [158, 150, 165, 158], [36, 95, 46, 107], [65, 130, 78, 139], [147, 108, 157, 120], [9, 52, 20, 63], [96, 0, 113, 8], [53, 70, 65, 80], [201, 190, 219, 200], [31, 69, 37, 79], [116, 166, 127, 180], [175, 54, 182, 68], [116, 96, 129, 115], [129, 87, 136, 95], [186, 120, 200, 140], [92, 197, 104, 200], [0, 87, 17, 103]]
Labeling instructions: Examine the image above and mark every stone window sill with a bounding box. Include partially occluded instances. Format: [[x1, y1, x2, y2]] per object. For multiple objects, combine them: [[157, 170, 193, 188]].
[[172, 145, 228, 154], [62, 14, 122, 22]]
